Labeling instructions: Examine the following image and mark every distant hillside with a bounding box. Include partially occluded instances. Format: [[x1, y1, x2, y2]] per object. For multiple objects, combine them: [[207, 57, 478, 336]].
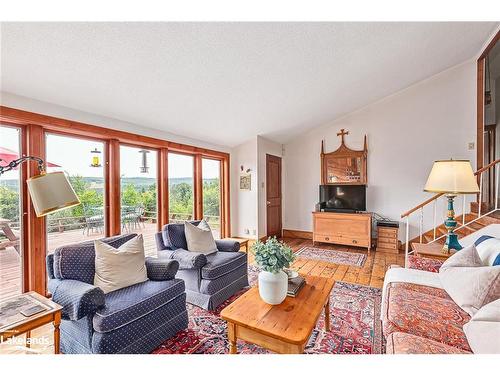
[[0, 176, 218, 191]]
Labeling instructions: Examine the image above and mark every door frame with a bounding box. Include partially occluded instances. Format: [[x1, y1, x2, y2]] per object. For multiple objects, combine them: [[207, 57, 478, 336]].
[[266, 153, 282, 238], [477, 29, 500, 170]]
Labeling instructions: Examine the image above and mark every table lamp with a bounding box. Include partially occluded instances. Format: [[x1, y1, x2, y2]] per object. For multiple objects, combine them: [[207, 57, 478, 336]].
[[0, 156, 80, 217], [424, 159, 479, 253]]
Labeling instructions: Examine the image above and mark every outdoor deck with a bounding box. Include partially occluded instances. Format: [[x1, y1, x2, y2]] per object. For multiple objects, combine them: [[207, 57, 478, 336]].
[[0, 222, 160, 301]]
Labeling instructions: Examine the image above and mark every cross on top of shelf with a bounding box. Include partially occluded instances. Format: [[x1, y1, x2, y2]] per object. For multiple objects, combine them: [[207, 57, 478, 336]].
[[336, 128, 349, 144]]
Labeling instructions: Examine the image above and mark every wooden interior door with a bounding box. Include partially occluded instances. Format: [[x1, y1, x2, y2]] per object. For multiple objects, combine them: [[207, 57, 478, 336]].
[[266, 154, 282, 238]]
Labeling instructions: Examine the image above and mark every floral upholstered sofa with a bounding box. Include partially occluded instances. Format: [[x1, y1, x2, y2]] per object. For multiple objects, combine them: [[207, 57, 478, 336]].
[[382, 254, 499, 354]]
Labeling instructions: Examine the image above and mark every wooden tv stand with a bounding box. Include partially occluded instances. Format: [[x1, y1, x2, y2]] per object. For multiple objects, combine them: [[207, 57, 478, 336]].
[[312, 211, 372, 252]]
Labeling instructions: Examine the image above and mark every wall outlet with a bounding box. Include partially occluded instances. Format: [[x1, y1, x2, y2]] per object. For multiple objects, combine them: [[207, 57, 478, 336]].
[[468, 142, 475, 150]]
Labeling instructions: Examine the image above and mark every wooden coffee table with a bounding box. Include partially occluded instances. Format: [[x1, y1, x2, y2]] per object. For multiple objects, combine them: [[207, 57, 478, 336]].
[[220, 274, 335, 354]]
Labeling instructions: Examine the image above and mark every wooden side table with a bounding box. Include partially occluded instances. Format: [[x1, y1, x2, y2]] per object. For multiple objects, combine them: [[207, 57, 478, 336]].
[[411, 242, 456, 260], [0, 292, 62, 354], [224, 237, 249, 252]]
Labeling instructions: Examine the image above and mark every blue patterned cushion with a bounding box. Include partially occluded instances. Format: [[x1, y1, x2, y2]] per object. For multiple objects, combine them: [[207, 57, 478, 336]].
[[92, 279, 185, 333], [162, 221, 200, 249], [49, 279, 105, 320], [167, 249, 207, 269], [201, 251, 247, 280], [200, 263, 248, 294], [53, 234, 136, 284], [145, 257, 179, 280], [92, 294, 188, 354]]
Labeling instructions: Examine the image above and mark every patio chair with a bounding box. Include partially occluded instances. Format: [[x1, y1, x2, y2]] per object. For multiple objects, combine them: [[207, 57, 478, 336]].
[[82, 205, 104, 236]]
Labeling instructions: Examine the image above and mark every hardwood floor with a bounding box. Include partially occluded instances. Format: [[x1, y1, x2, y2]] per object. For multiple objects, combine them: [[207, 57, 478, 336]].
[[0, 237, 403, 354], [254, 238, 406, 289]]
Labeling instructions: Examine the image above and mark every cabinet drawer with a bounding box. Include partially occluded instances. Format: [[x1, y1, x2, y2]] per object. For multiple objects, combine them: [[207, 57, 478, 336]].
[[314, 234, 368, 248], [378, 229, 398, 239], [377, 236, 397, 245]]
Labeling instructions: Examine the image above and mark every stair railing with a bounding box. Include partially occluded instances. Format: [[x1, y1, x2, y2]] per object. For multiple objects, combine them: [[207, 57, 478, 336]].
[[401, 159, 500, 267]]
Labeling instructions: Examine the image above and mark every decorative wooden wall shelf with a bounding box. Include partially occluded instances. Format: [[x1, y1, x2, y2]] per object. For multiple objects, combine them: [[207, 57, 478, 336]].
[[321, 129, 367, 185]]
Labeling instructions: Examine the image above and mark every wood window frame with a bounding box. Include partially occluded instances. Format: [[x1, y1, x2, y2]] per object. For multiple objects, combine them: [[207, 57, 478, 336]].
[[0, 106, 231, 296]]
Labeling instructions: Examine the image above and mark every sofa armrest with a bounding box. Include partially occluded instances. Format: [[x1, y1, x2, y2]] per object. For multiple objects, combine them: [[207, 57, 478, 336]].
[[160, 248, 207, 270], [46, 253, 55, 279], [407, 255, 443, 273], [49, 279, 105, 320], [216, 239, 240, 252], [145, 257, 179, 280]]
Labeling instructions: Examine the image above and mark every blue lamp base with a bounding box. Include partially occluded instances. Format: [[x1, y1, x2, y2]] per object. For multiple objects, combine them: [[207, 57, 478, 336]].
[[443, 194, 463, 254]]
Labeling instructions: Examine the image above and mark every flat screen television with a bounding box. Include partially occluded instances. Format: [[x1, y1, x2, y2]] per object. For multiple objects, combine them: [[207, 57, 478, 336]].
[[319, 185, 366, 212]]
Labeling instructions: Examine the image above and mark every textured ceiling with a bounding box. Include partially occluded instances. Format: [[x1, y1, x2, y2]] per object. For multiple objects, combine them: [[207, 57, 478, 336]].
[[1, 22, 498, 147]]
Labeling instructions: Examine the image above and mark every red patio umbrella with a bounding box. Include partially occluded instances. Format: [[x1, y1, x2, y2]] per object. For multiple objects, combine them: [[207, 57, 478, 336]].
[[0, 147, 60, 169]]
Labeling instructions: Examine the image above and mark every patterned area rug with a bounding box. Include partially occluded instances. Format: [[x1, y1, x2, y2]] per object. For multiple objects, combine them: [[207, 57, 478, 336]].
[[295, 246, 367, 267], [152, 266, 382, 354]]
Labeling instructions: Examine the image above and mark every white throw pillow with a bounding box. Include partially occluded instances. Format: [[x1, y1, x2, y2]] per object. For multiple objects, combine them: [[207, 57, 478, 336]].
[[439, 245, 500, 316], [463, 299, 500, 354], [94, 234, 148, 294], [474, 236, 500, 266], [184, 220, 218, 255]]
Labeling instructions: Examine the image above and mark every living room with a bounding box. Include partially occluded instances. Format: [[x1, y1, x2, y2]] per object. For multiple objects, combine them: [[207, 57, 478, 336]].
[[1, 1, 499, 373]]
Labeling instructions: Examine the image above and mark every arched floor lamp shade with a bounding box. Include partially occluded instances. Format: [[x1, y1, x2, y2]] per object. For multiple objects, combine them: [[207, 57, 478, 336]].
[[0, 156, 80, 217]]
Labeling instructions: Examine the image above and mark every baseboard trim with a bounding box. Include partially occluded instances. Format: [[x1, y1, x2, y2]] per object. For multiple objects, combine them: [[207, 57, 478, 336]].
[[282, 229, 313, 240]]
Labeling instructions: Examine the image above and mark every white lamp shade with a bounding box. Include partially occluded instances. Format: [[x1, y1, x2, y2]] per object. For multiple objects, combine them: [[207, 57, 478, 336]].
[[424, 160, 479, 194], [27, 171, 80, 217]]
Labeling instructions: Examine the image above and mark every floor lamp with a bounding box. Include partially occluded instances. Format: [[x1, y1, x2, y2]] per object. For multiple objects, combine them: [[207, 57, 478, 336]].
[[0, 156, 80, 216]]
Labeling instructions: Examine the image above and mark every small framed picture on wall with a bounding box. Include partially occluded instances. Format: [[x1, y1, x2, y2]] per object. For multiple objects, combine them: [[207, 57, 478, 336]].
[[240, 173, 251, 190]]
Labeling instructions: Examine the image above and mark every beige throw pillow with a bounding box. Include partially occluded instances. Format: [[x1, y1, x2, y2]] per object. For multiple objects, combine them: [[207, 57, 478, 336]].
[[94, 234, 148, 294], [463, 299, 500, 354], [439, 245, 500, 316], [184, 220, 218, 255]]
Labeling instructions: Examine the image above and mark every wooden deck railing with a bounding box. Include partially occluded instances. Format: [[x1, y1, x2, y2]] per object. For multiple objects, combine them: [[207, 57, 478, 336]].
[[2, 212, 221, 234]]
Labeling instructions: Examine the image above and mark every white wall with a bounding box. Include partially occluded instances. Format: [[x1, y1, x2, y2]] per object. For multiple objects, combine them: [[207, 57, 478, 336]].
[[257, 136, 283, 238], [230, 138, 258, 238], [283, 60, 478, 240], [229, 135, 284, 239], [0, 92, 230, 153]]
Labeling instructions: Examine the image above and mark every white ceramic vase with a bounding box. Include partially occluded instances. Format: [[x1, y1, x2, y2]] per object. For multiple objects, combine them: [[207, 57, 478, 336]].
[[258, 270, 288, 305]]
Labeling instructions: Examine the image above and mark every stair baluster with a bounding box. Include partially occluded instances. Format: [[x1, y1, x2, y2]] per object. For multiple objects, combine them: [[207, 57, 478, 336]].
[[401, 159, 500, 267]]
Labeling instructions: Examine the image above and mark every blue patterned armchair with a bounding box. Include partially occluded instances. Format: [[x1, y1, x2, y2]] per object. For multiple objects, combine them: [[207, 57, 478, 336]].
[[155, 222, 249, 310], [46, 234, 188, 354]]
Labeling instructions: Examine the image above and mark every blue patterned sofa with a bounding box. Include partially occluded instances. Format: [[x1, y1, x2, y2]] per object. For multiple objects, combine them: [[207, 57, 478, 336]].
[[155, 222, 249, 310], [46, 234, 188, 354]]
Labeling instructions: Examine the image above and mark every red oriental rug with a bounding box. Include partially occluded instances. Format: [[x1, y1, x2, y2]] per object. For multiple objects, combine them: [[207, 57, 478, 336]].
[[152, 266, 382, 354]]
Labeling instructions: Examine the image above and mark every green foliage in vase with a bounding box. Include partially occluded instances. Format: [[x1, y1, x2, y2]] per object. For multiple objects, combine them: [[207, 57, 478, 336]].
[[251, 236, 296, 273]]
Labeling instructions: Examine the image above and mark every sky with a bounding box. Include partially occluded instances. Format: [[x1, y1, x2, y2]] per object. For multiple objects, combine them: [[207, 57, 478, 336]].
[[1, 127, 220, 180]]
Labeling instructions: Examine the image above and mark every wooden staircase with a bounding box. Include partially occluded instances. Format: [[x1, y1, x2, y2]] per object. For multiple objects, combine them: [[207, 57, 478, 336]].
[[402, 158, 500, 265], [409, 212, 500, 246]]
